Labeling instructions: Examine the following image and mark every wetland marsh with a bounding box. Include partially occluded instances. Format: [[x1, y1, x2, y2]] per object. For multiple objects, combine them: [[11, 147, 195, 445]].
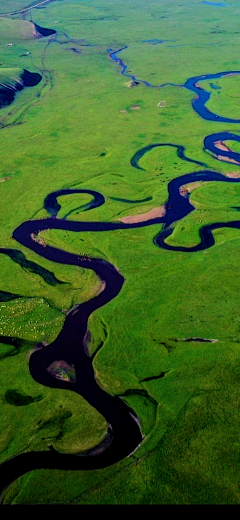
[[1, 0, 240, 505]]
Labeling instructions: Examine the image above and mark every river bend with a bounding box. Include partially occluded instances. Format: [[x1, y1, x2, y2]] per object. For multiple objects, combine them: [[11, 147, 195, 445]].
[[2, 42, 240, 495]]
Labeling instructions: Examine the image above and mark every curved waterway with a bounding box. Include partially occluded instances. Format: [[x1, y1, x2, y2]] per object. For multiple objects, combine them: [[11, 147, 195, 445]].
[[130, 143, 208, 170], [108, 46, 240, 121], [44, 188, 105, 217], [204, 132, 240, 165], [2, 165, 240, 492], [2, 44, 240, 496]]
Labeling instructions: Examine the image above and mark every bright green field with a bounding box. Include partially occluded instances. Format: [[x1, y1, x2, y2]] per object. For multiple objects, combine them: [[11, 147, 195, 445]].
[[1, 0, 240, 505]]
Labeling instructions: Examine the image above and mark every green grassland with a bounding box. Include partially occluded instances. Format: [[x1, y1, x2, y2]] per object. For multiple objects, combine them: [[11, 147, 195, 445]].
[[0, 1, 54, 15], [1, 0, 240, 504]]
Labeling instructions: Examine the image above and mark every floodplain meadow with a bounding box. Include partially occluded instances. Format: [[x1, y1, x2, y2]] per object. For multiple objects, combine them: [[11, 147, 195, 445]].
[[1, 0, 240, 504]]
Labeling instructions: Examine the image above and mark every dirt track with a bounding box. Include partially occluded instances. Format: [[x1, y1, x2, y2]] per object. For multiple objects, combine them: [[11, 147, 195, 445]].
[[0, 0, 56, 17]]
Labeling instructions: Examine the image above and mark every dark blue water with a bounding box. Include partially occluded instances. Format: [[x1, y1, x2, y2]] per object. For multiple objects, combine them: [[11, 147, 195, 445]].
[[202, 1, 225, 6], [130, 143, 208, 171], [204, 132, 240, 165], [0, 70, 42, 108], [44, 188, 105, 217], [108, 47, 240, 122], [3, 40, 240, 495], [34, 23, 56, 37], [129, 133, 240, 175], [209, 83, 221, 90], [184, 72, 240, 122], [3, 158, 240, 492], [107, 47, 156, 87]]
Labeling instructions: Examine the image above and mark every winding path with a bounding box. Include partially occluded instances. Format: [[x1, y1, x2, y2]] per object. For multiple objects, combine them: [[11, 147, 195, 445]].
[[0, 0, 57, 17]]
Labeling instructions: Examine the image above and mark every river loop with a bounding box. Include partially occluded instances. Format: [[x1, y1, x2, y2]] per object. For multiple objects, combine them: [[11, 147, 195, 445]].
[[1, 43, 240, 494]]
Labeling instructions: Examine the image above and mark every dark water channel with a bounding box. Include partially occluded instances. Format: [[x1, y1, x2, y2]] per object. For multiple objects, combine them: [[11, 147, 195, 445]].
[[0, 70, 42, 107], [34, 23, 56, 37], [2, 43, 240, 496]]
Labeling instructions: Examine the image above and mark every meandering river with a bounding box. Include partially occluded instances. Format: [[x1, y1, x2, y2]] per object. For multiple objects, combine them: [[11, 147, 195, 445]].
[[1, 41, 240, 494]]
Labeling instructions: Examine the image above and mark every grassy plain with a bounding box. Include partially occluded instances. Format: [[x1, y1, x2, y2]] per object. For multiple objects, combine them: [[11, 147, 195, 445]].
[[1, 0, 240, 504]]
